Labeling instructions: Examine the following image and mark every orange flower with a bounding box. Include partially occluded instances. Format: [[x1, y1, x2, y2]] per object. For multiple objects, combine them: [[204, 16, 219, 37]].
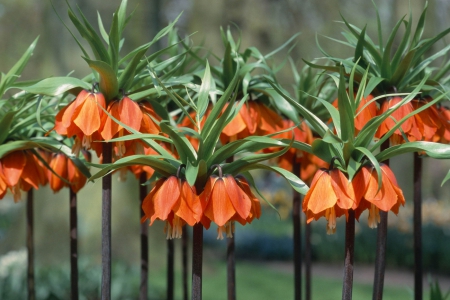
[[377, 97, 422, 144], [201, 174, 253, 239], [54, 90, 106, 155], [411, 97, 441, 142], [353, 164, 405, 228], [47, 153, 88, 193], [141, 176, 202, 239], [436, 106, 450, 143], [220, 101, 284, 144], [302, 168, 354, 234], [0, 150, 48, 201], [101, 97, 161, 159]]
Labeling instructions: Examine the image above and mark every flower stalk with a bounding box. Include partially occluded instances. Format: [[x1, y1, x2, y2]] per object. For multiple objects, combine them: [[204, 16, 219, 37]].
[[27, 189, 35, 300], [139, 173, 148, 300], [192, 223, 203, 300], [413, 153, 423, 300], [292, 160, 302, 300], [69, 188, 79, 300], [342, 209, 355, 300], [101, 143, 112, 300]]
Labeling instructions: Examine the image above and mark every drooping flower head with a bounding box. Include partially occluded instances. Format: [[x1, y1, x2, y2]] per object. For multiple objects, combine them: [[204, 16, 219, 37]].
[[54, 89, 106, 155], [200, 165, 260, 239], [220, 100, 284, 144], [141, 165, 203, 239], [302, 158, 354, 234], [47, 151, 90, 193], [353, 163, 405, 228], [0, 150, 48, 202]]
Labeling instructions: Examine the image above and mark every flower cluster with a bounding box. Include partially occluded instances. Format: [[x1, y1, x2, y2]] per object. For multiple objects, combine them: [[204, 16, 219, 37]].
[[141, 166, 261, 239]]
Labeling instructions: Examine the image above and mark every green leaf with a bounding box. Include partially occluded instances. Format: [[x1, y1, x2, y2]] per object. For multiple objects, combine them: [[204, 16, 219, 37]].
[[365, 76, 384, 97], [0, 37, 38, 95], [246, 163, 309, 195], [89, 155, 178, 181], [354, 146, 382, 190], [185, 160, 198, 187], [118, 45, 150, 91], [337, 66, 354, 142], [441, 169, 450, 186], [197, 61, 213, 119], [84, 58, 118, 100], [376, 141, 450, 161], [0, 111, 15, 144], [17, 77, 90, 96], [160, 122, 197, 165]]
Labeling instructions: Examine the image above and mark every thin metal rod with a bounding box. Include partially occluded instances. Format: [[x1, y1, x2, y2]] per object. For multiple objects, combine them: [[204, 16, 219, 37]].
[[305, 222, 312, 300], [182, 227, 189, 300], [27, 189, 35, 300], [69, 188, 79, 300], [292, 161, 302, 300], [227, 233, 236, 300], [372, 140, 389, 300], [191, 224, 203, 300], [101, 143, 112, 300], [342, 209, 355, 300], [413, 153, 423, 300], [139, 173, 148, 300], [167, 238, 174, 300]]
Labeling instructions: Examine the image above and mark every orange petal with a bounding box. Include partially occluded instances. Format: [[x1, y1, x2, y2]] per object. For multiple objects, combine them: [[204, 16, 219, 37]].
[[21, 152, 44, 190], [62, 90, 90, 128], [222, 103, 247, 137], [48, 154, 68, 192], [2, 151, 26, 186], [151, 176, 181, 223], [224, 175, 251, 220], [100, 101, 121, 140], [204, 178, 235, 226], [73, 93, 102, 136], [303, 169, 338, 214], [330, 169, 354, 209], [119, 97, 142, 132], [142, 178, 165, 224], [67, 159, 87, 193]]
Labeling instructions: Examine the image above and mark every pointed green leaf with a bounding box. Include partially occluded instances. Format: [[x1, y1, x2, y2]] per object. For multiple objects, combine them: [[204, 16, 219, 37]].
[[84, 58, 118, 100]]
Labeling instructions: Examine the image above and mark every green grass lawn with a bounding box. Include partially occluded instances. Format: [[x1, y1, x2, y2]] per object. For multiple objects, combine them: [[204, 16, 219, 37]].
[[148, 260, 414, 300]]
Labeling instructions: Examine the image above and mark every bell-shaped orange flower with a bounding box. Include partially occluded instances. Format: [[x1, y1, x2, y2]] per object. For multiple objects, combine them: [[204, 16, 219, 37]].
[[220, 101, 284, 144], [302, 168, 354, 234], [47, 153, 88, 193], [201, 173, 254, 239], [353, 164, 405, 228], [377, 97, 422, 144], [411, 97, 441, 142], [141, 175, 202, 239], [0, 150, 48, 201], [54, 90, 106, 155], [101, 97, 161, 159]]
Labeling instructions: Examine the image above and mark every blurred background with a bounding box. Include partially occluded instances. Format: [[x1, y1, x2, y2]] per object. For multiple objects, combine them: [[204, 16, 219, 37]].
[[1, 0, 450, 299]]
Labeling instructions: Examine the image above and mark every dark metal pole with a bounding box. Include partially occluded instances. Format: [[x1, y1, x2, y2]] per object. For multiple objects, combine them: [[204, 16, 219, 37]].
[[167, 238, 174, 300], [292, 161, 302, 300], [27, 189, 35, 300], [182, 227, 189, 300], [373, 140, 390, 300], [139, 173, 148, 300], [191, 224, 203, 300], [342, 209, 355, 300], [69, 188, 79, 300], [101, 143, 112, 300], [413, 153, 423, 300]]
